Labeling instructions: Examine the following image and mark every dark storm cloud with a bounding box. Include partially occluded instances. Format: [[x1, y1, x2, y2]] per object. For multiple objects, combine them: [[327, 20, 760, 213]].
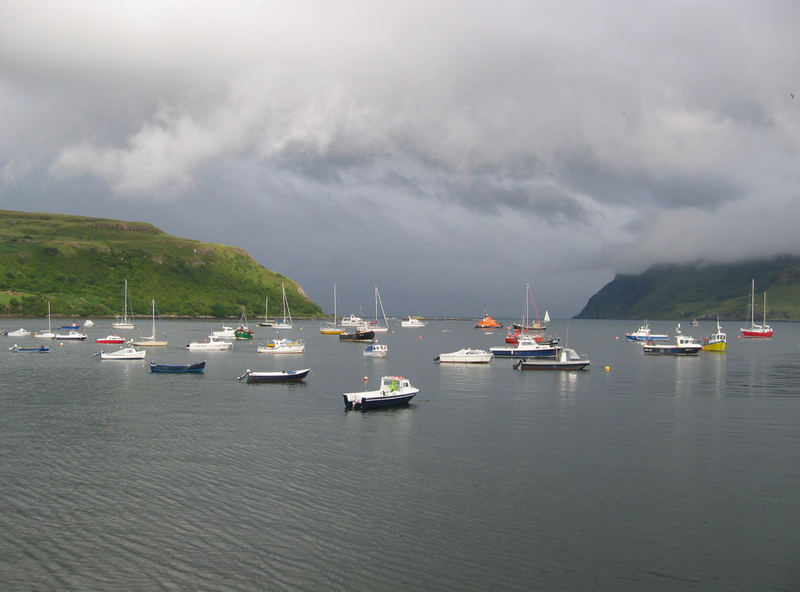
[[561, 151, 743, 211], [2, 0, 800, 316]]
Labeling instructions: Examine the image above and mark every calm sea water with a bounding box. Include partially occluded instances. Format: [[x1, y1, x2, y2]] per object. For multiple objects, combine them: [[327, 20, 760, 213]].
[[1, 318, 799, 591]]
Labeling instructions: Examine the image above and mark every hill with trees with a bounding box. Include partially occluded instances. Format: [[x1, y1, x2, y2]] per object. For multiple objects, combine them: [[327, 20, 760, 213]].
[[0, 209, 323, 319], [575, 257, 800, 320]]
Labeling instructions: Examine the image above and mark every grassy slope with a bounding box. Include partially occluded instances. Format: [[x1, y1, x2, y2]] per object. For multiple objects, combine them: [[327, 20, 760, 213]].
[[0, 210, 323, 318], [575, 257, 800, 320]]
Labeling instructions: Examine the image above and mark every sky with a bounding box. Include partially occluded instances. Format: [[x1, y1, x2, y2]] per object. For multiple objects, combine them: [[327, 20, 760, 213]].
[[1, 1, 799, 319]]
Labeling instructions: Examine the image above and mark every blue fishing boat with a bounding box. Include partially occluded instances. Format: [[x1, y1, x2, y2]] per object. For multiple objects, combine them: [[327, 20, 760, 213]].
[[641, 324, 702, 355]]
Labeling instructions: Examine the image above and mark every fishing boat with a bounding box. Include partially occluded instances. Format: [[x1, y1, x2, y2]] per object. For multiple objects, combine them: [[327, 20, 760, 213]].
[[343, 375, 419, 411], [257, 338, 305, 354], [55, 330, 88, 340], [258, 295, 275, 327], [132, 299, 169, 346], [150, 361, 206, 373], [99, 346, 146, 360], [340, 313, 365, 327], [504, 328, 545, 344], [641, 324, 702, 355], [513, 347, 590, 370], [237, 368, 310, 383], [34, 302, 56, 339], [274, 282, 293, 329], [702, 318, 727, 352], [234, 308, 254, 340], [489, 336, 558, 358], [475, 314, 502, 329], [186, 336, 233, 351], [339, 326, 375, 342], [112, 279, 135, 329], [9, 344, 49, 353], [400, 316, 426, 328], [320, 285, 346, 334], [435, 348, 493, 364], [363, 343, 388, 357], [740, 279, 773, 338], [625, 322, 669, 342], [96, 334, 126, 344]]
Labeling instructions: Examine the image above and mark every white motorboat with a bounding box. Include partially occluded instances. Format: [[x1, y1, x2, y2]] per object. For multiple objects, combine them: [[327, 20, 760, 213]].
[[186, 336, 233, 351], [489, 336, 558, 358], [237, 368, 310, 383], [55, 330, 88, 340], [99, 346, 146, 360], [212, 325, 236, 338], [435, 348, 493, 364], [340, 314, 365, 327], [257, 338, 305, 354], [8, 328, 31, 337], [514, 347, 590, 370], [343, 375, 419, 410], [363, 343, 388, 357], [625, 322, 668, 342], [400, 316, 427, 328]]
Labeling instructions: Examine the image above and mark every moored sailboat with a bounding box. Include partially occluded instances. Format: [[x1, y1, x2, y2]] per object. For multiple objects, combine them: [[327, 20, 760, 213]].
[[112, 279, 135, 329], [34, 301, 56, 339], [740, 279, 773, 338], [274, 282, 293, 329], [369, 286, 390, 333], [258, 296, 275, 327], [320, 284, 345, 334], [132, 299, 168, 346]]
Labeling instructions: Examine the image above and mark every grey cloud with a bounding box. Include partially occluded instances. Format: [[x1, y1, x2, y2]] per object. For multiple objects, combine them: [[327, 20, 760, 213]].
[[2, 0, 800, 317]]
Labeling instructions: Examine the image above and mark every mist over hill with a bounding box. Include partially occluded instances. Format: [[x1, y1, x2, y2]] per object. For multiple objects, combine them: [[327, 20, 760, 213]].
[[575, 257, 800, 320]]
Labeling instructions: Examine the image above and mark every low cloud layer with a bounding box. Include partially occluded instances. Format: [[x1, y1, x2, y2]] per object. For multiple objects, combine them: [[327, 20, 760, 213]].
[[2, 0, 799, 316]]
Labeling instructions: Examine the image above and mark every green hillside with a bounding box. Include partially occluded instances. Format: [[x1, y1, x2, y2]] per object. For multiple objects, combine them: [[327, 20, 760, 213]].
[[0, 210, 323, 318], [575, 257, 800, 320]]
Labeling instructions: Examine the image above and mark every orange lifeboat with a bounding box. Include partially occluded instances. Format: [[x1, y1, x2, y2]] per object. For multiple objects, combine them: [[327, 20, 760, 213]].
[[475, 315, 502, 329]]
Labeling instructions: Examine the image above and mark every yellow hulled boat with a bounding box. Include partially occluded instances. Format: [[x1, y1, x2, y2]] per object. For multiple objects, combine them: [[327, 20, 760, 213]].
[[702, 318, 727, 353]]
